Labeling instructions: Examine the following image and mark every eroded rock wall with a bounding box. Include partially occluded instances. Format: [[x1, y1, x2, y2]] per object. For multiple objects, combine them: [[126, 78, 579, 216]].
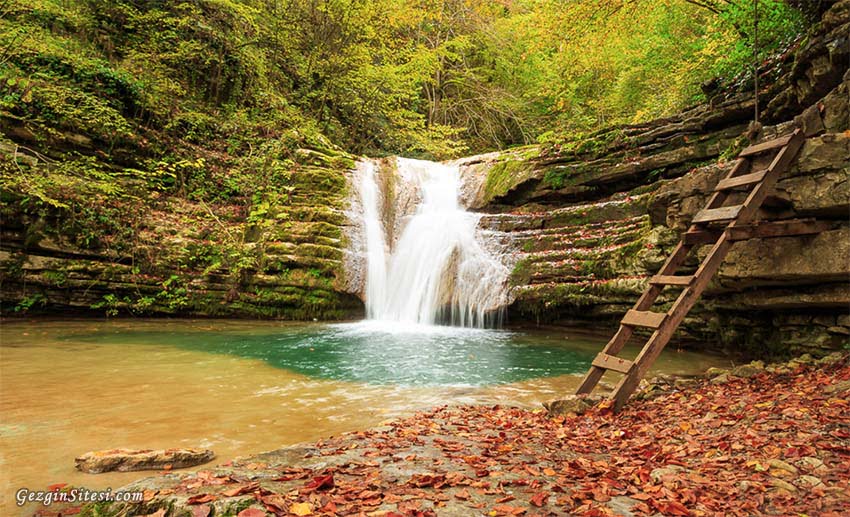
[[466, 10, 849, 355], [0, 147, 364, 320]]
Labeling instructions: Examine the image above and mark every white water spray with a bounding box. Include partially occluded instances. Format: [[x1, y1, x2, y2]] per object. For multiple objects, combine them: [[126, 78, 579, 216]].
[[354, 157, 509, 328]]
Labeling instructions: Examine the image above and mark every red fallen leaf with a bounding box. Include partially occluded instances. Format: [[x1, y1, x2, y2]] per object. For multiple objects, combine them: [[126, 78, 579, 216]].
[[384, 493, 403, 504], [454, 488, 471, 500], [273, 471, 310, 482], [592, 489, 611, 502], [358, 489, 383, 499], [303, 473, 335, 492], [191, 505, 211, 517], [46, 483, 67, 491], [222, 483, 258, 497], [61, 507, 82, 515], [530, 491, 549, 507], [496, 495, 516, 503], [492, 504, 527, 515], [236, 509, 267, 517], [524, 465, 541, 476], [186, 494, 217, 505], [397, 500, 422, 513], [408, 473, 447, 488], [662, 501, 691, 516], [260, 493, 289, 513], [320, 501, 337, 513]]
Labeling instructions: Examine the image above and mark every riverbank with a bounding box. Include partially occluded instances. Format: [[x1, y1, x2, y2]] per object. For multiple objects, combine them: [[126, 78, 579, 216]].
[[64, 352, 850, 517]]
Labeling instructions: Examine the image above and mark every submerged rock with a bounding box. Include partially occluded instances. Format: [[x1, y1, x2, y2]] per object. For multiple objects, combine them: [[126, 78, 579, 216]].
[[75, 448, 215, 474]]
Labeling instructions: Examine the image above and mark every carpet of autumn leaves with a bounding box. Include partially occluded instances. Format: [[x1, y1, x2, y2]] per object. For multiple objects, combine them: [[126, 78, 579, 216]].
[[64, 354, 850, 517]]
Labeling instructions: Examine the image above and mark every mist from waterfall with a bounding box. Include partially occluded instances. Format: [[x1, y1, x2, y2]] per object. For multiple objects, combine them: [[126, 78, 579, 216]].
[[354, 157, 509, 328]]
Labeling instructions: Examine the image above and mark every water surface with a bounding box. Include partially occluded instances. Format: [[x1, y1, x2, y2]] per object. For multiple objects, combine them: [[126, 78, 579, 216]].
[[0, 319, 729, 514]]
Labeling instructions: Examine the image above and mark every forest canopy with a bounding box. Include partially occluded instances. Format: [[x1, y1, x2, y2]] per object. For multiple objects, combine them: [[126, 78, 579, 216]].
[[1, 0, 808, 159]]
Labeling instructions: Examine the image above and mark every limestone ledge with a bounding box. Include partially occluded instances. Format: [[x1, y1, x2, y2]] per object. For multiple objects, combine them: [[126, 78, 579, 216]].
[[480, 66, 850, 355]]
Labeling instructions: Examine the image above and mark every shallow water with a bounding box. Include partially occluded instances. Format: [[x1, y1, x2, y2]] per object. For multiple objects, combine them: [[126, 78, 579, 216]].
[[0, 319, 730, 514]]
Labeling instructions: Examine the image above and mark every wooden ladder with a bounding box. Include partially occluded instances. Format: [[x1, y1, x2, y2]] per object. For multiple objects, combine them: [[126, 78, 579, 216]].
[[576, 127, 808, 412]]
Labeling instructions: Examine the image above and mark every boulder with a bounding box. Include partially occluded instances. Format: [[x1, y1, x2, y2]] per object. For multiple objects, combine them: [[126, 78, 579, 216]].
[[542, 394, 601, 416], [731, 361, 766, 378], [75, 448, 215, 474]]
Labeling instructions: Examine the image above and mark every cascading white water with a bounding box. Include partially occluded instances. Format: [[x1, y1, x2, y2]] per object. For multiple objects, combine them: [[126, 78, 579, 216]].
[[354, 160, 389, 319], [355, 157, 509, 328]]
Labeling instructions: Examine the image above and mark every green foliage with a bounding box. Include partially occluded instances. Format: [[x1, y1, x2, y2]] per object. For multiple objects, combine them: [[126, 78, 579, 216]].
[[0, 0, 810, 157], [14, 292, 47, 313], [711, 0, 805, 81]]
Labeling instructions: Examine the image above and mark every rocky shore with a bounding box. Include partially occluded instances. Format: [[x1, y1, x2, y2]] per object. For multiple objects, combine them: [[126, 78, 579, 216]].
[[52, 352, 849, 517]]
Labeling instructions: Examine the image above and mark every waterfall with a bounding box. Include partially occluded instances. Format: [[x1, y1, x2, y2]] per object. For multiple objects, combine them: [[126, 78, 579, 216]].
[[354, 157, 509, 328], [354, 160, 389, 319]]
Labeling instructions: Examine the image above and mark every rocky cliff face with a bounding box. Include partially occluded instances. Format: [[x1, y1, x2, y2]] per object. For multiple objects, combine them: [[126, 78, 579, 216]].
[[0, 145, 364, 320], [458, 6, 849, 355]]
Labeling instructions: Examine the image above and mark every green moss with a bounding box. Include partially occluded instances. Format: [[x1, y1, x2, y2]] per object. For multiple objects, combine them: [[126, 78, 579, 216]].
[[482, 158, 533, 202], [509, 258, 533, 286]]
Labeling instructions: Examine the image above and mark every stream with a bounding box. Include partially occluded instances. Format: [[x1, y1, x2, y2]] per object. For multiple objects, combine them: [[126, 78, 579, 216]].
[[0, 318, 731, 513]]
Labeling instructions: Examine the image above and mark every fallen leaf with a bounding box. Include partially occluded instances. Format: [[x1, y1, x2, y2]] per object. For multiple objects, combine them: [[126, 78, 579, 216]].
[[663, 501, 691, 516], [222, 483, 258, 497], [186, 494, 217, 505], [290, 502, 313, 516], [236, 509, 267, 517], [303, 473, 334, 492], [530, 491, 549, 507]]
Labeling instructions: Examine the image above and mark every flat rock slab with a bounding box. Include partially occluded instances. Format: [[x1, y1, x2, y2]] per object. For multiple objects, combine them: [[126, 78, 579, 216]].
[[75, 448, 215, 474]]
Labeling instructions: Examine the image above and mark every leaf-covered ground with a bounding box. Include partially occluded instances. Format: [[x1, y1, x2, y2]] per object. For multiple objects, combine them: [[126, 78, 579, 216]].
[[71, 354, 849, 517]]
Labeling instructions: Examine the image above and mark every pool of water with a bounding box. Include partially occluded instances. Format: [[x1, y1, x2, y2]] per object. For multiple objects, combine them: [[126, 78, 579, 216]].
[[0, 319, 730, 514]]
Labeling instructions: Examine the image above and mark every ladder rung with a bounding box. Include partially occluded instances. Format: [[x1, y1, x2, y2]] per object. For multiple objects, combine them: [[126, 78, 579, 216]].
[[683, 230, 722, 245], [592, 353, 633, 374], [692, 205, 744, 224], [727, 219, 831, 241], [739, 134, 793, 157], [649, 275, 694, 286], [714, 169, 768, 191], [621, 310, 666, 329]]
